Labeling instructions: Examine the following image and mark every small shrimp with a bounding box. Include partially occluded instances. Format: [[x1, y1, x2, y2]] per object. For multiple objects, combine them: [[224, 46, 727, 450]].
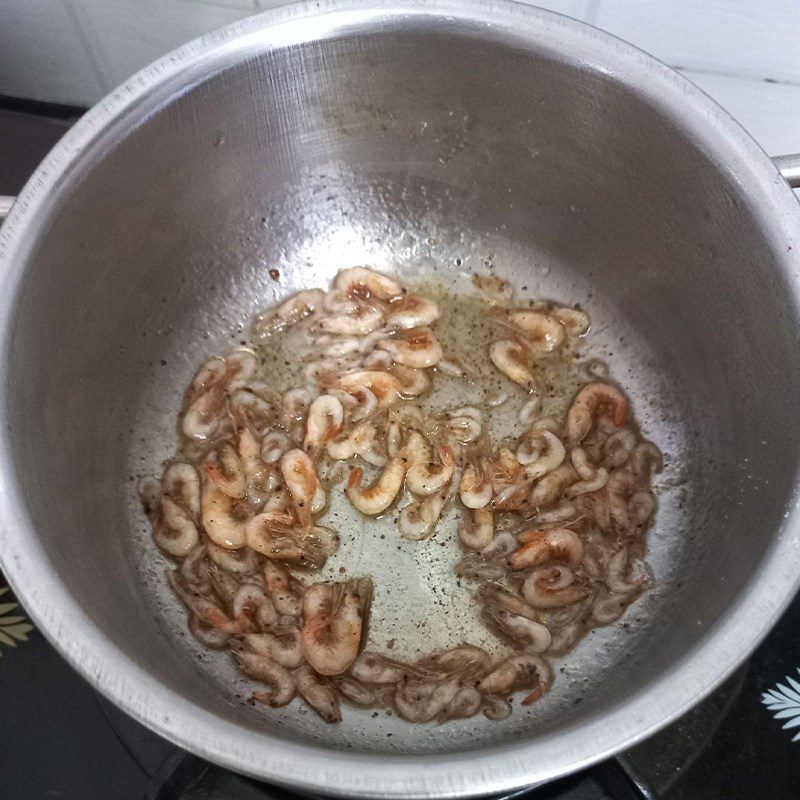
[[517, 430, 566, 481], [394, 679, 460, 723], [155, 497, 200, 556], [606, 548, 648, 594], [188, 356, 226, 399], [362, 349, 393, 370], [391, 364, 430, 397], [377, 327, 443, 368], [281, 449, 323, 527], [162, 463, 201, 518], [603, 428, 638, 468], [301, 578, 373, 675], [460, 463, 492, 508], [547, 622, 584, 654], [261, 430, 292, 464], [406, 446, 455, 496], [629, 490, 657, 525], [294, 666, 341, 722], [204, 443, 246, 499], [478, 654, 552, 705], [483, 608, 552, 652], [457, 507, 494, 550], [304, 394, 344, 451], [182, 383, 226, 440], [566, 382, 628, 444], [207, 541, 257, 575], [316, 303, 385, 335], [509, 527, 583, 570], [334, 266, 404, 301], [333, 676, 381, 707], [201, 475, 247, 550], [168, 572, 241, 634], [253, 288, 324, 337], [350, 652, 407, 684], [529, 463, 578, 510], [346, 456, 408, 515], [519, 396, 542, 426], [333, 370, 402, 408], [592, 590, 639, 625], [418, 645, 493, 681], [479, 583, 540, 621], [323, 289, 360, 315], [472, 273, 514, 305], [232, 583, 280, 630], [385, 293, 440, 329], [552, 306, 590, 336], [533, 501, 578, 524], [483, 696, 513, 720], [188, 614, 230, 649], [628, 442, 664, 482], [482, 529, 517, 556], [441, 686, 483, 722], [398, 486, 449, 540], [444, 406, 482, 445], [522, 565, 587, 609], [262, 559, 304, 617], [240, 630, 302, 669], [565, 447, 608, 496], [436, 354, 469, 378], [489, 339, 537, 390], [246, 514, 338, 566], [498, 309, 566, 353], [234, 650, 295, 707]]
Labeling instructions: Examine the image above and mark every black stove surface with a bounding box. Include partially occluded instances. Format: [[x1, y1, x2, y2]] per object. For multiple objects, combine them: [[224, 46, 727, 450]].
[[1, 99, 798, 800]]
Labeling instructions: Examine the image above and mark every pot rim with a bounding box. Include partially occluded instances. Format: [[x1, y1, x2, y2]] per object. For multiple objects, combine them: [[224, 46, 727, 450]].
[[1, 2, 799, 797]]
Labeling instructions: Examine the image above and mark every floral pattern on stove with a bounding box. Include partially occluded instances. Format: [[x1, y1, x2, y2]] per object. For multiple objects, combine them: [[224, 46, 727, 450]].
[[762, 669, 800, 742], [0, 585, 34, 656]]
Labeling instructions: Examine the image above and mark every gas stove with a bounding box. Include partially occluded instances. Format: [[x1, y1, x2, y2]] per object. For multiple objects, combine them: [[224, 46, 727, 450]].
[[1, 98, 798, 800]]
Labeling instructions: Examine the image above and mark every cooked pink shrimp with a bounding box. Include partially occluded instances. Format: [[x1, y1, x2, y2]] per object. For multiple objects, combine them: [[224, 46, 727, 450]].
[[168, 572, 241, 634], [201, 474, 247, 549], [592, 590, 639, 625], [460, 462, 492, 508], [155, 497, 199, 557], [398, 486, 450, 540], [349, 652, 408, 684], [346, 456, 408, 515], [444, 406, 482, 444], [498, 308, 566, 353], [181, 383, 226, 440], [316, 303, 385, 335], [385, 293, 440, 329], [566, 382, 628, 443], [304, 394, 344, 451], [483, 607, 552, 652], [301, 578, 373, 676], [204, 442, 246, 499], [232, 583, 279, 630], [552, 306, 590, 336], [394, 679, 460, 723], [606, 548, 648, 594], [377, 327, 443, 368], [332, 675, 381, 707], [603, 428, 638, 468], [457, 507, 494, 550], [162, 463, 201, 518], [391, 364, 430, 397], [334, 266, 404, 301], [479, 583, 540, 621], [294, 666, 341, 722], [207, 541, 257, 575], [262, 559, 304, 617], [518, 430, 566, 481], [418, 645, 493, 680], [489, 339, 538, 390], [522, 565, 587, 609], [280, 449, 323, 528], [234, 650, 295, 707], [478, 654, 552, 705], [509, 527, 583, 570], [240, 630, 303, 669], [253, 288, 324, 337], [406, 446, 455, 495], [246, 513, 338, 566], [529, 463, 578, 509], [436, 354, 469, 378], [333, 370, 402, 409]]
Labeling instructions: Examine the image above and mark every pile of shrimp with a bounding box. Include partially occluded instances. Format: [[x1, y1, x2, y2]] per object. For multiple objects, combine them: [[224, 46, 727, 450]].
[[140, 266, 662, 724]]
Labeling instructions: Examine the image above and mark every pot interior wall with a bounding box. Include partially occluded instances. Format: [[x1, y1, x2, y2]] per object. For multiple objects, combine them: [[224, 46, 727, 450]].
[[6, 17, 800, 756]]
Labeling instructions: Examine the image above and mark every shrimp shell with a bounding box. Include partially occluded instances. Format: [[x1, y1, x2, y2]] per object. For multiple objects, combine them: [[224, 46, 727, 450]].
[[235, 650, 295, 707]]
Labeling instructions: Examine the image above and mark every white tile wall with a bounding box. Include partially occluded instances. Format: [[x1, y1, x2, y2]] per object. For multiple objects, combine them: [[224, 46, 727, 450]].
[[0, 0, 798, 157]]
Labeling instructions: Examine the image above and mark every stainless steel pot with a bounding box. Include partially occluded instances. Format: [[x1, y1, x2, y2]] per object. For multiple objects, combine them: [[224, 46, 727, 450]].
[[2, 2, 800, 797]]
